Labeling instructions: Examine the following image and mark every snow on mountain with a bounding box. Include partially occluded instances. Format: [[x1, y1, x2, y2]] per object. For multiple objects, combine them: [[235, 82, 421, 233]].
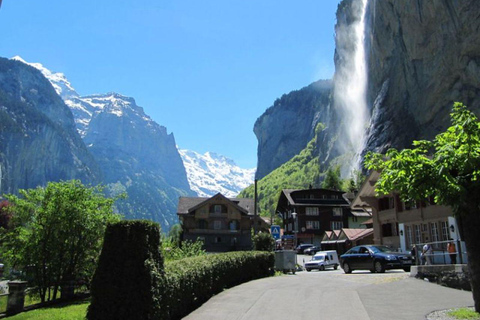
[[11, 56, 78, 99], [179, 149, 256, 198]]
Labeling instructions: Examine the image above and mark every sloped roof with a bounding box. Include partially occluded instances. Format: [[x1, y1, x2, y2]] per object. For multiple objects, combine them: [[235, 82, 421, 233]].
[[177, 193, 255, 216], [361, 218, 373, 225], [351, 210, 372, 217], [280, 188, 350, 207], [340, 228, 374, 241]]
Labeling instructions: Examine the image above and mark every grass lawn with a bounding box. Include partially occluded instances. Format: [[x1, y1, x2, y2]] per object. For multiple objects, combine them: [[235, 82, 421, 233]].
[[448, 308, 480, 319], [6, 300, 89, 320]]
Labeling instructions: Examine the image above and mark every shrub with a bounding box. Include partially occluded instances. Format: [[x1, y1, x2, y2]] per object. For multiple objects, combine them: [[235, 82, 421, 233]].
[[163, 251, 274, 319], [87, 220, 165, 320], [252, 232, 275, 251]]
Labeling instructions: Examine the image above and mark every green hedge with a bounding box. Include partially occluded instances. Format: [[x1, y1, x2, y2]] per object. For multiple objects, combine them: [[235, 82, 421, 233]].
[[87, 221, 275, 320], [87, 220, 165, 320], [163, 251, 274, 319]]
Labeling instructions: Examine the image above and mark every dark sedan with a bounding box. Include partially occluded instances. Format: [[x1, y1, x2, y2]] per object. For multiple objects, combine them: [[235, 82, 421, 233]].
[[340, 245, 413, 274], [296, 244, 314, 254]]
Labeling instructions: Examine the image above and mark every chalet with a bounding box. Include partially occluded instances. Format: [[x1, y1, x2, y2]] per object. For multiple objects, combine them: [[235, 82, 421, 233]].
[[177, 193, 266, 252], [276, 188, 351, 246], [351, 171, 466, 262]]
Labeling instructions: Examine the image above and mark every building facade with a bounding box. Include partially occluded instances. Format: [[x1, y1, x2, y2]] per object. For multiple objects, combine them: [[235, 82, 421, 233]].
[[178, 193, 261, 252], [276, 188, 351, 246], [351, 171, 464, 262]]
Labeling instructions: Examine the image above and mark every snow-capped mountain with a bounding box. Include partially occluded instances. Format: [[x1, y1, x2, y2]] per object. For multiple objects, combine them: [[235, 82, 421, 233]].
[[179, 149, 256, 198], [12, 56, 78, 99]]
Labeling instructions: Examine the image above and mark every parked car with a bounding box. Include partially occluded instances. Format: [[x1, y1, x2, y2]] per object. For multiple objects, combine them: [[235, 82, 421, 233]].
[[340, 245, 413, 274], [296, 244, 314, 254], [304, 246, 322, 255], [305, 250, 340, 271]]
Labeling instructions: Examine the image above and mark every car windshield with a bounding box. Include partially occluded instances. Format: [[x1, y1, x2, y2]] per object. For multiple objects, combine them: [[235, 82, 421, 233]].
[[313, 256, 324, 261], [369, 246, 395, 253]]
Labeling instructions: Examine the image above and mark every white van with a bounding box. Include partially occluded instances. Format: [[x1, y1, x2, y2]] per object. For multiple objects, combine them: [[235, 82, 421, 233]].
[[304, 250, 339, 271]]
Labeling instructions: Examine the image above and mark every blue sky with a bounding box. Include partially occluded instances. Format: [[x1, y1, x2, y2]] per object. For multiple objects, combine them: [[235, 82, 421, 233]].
[[0, 0, 341, 168]]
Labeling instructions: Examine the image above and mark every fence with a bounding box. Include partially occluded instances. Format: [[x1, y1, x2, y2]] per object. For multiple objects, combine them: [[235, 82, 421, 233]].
[[412, 239, 467, 265]]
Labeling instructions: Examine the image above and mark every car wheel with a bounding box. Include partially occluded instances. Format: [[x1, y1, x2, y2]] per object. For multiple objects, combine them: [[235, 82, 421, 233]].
[[403, 267, 411, 272], [334, 264, 338, 270], [343, 262, 352, 274], [370, 269, 375, 273], [374, 260, 385, 273], [306, 268, 311, 272], [320, 265, 325, 271]]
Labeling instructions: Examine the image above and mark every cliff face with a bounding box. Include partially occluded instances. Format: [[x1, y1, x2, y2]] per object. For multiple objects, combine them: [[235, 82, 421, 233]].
[[254, 80, 332, 179], [0, 58, 100, 193], [80, 93, 194, 229], [363, 0, 480, 154]]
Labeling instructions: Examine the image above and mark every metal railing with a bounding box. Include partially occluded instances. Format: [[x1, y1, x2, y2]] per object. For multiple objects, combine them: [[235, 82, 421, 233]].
[[411, 239, 467, 265]]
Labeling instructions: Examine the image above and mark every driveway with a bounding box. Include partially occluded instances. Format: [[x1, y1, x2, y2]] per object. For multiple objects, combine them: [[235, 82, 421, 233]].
[[183, 258, 474, 320]]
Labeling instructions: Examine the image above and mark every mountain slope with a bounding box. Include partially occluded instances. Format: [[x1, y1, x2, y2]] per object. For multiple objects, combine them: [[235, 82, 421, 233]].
[[179, 149, 255, 198], [14, 57, 194, 230], [0, 57, 101, 194]]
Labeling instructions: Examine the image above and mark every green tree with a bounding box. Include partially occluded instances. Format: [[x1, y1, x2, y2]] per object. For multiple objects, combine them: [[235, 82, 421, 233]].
[[322, 165, 342, 190], [365, 103, 480, 312], [1, 180, 120, 302], [252, 232, 275, 251]]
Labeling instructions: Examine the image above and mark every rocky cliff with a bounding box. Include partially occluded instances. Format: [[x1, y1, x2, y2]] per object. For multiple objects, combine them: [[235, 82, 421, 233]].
[[363, 0, 480, 155], [254, 80, 332, 179], [6, 58, 195, 230], [0, 58, 100, 194], [82, 93, 194, 229]]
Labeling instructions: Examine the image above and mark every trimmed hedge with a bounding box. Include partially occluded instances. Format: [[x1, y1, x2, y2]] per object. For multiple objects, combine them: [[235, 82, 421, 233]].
[[87, 220, 165, 320], [163, 251, 274, 319], [87, 220, 275, 320]]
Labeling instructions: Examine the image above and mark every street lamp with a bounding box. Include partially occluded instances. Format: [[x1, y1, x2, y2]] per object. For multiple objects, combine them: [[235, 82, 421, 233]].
[[292, 211, 298, 249]]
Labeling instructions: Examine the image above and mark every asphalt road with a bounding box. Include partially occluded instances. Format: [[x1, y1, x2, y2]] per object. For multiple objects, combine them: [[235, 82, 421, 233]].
[[183, 255, 474, 320]]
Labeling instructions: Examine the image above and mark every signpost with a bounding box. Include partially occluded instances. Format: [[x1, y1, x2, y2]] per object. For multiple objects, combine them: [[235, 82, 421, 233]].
[[270, 225, 281, 240]]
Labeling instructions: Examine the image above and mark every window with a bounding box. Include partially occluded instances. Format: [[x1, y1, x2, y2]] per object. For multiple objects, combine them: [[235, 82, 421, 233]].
[[441, 221, 449, 241], [214, 220, 222, 230], [414, 224, 421, 244], [306, 207, 319, 216], [333, 208, 343, 217], [382, 223, 396, 237], [306, 221, 320, 230], [210, 204, 226, 214], [229, 220, 238, 231], [406, 225, 413, 248], [331, 221, 343, 230], [215, 237, 222, 243], [430, 222, 439, 248], [198, 219, 208, 229]]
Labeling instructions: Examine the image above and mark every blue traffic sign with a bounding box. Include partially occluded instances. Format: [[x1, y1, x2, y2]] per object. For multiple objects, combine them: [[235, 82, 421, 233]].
[[270, 225, 281, 240]]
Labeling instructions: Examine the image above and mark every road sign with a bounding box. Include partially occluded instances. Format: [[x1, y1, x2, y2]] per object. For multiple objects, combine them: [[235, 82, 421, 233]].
[[270, 225, 281, 240]]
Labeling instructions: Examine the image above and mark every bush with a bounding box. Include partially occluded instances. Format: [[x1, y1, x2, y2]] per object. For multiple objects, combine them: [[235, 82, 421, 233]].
[[87, 220, 165, 320], [252, 232, 275, 251], [163, 251, 274, 319]]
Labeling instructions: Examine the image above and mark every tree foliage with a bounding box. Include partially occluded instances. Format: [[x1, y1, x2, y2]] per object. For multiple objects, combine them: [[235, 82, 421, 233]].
[[322, 165, 342, 190], [252, 232, 275, 251], [1, 180, 120, 302], [365, 102, 480, 312]]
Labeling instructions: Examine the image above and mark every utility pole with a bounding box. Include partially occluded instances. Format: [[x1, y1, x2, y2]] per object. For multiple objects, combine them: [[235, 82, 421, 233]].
[[254, 179, 258, 235]]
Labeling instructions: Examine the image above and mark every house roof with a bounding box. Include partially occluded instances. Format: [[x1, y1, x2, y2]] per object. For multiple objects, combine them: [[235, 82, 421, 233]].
[[177, 193, 255, 216], [351, 210, 372, 217], [351, 171, 381, 209], [280, 188, 350, 207], [340, 228, 374, 241]]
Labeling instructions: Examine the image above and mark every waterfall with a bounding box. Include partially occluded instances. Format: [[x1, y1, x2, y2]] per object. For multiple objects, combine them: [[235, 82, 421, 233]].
[[333, 0, 369, 173]]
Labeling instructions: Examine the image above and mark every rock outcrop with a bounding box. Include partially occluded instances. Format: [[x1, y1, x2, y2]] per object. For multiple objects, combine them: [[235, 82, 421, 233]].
[[363, 0, 480, 155], [254, 80, 332, 179], [0, 58, 101, 194]]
